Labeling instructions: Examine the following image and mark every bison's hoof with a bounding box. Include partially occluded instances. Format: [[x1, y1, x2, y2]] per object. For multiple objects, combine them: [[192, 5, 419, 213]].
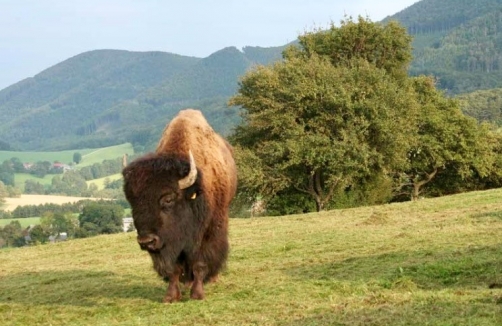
[[162, 294, 181, 304], [190, 293, 204, 300]]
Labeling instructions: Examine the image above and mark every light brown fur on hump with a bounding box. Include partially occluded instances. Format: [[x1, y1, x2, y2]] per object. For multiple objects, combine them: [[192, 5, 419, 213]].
[[156, 109, 237, 212]]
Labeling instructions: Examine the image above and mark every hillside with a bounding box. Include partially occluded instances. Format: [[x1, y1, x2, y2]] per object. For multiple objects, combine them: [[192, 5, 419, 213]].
[[2, 0, 502, 150], [387, 0, 502, 93], [1, 189, 501, 325], [0, 46, 285, 151]]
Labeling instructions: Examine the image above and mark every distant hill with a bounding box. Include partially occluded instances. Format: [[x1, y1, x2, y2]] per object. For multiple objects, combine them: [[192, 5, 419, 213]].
[[386, 0, 502, 94], [3, 0, 502, 150], [0, 46, 285, 151]]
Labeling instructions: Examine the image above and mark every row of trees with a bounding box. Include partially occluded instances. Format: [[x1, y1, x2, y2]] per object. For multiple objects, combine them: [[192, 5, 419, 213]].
[[229, 17, 502, 214], [1, 199, 129, 219], [0, 202, 127, 248]]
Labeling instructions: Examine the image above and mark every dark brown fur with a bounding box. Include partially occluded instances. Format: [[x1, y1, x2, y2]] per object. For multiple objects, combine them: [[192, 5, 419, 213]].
[[122, 109, 237, 302]]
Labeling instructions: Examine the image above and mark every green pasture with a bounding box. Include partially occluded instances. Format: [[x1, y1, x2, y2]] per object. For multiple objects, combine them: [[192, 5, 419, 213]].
[[78, 143, 134, 167], [0, 148, 94, 165], [14, 173, 54, 191], [0, 217, 40, 228], [86, 173, 122, 190], [0, 143, 133, 166], [1, 188, 501, 325]]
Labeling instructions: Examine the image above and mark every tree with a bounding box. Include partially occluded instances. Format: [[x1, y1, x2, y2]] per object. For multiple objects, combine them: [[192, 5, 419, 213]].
[[77, 202, 124, 236], [10, 157, 26, 173], [0, 160, 15, 186], [289, 16, 413, 81], [398, 76, 496, 200], [0, 181, 8, 205], [60, 171, 88, 196], [24, 180, 46, 194], [30, 161, 52, 178], [28, 225, 51, 244], [229, 17, 418, 211], [0, 221, 25, 247], [40, 212, 79, 238], [73, 152, 82, 164]]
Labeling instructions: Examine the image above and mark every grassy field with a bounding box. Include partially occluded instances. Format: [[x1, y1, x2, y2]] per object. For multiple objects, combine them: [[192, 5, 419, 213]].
[[78, 143, 134, 167], [0, 217, 40, 227], [0, 148, 95, 164], [0, 143, 133, 165], [1, 189, 501, 325], [86, 173, 122, 190], [14, 173, 54, 191], [3, 143, 134, 190]]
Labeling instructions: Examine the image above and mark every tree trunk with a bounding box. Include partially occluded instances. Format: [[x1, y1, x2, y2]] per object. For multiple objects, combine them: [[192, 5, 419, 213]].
[[411, 167, 438, 201], [314, 197, 323, 212]]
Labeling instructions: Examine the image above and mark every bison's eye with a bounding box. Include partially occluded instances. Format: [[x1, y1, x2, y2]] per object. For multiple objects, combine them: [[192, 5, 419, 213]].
[[159, 193, 176, 211]]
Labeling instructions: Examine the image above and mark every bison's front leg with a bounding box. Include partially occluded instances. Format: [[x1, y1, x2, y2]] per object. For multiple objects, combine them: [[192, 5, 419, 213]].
[[190, 262, 208, 300], [163, 265, 182, 303]]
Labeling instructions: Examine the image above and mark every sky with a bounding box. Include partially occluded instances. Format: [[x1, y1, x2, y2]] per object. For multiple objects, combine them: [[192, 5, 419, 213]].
[[0, 0, 419, 90]]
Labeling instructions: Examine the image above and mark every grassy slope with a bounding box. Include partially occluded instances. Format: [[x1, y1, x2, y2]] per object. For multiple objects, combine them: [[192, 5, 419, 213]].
[[4, 143, 133, 190], [1, 189, 501, 325], [78, 143, 133, 167], [86, 173, 122, 190], [0, 148, 95, 164], [0, 143, 133, 166]]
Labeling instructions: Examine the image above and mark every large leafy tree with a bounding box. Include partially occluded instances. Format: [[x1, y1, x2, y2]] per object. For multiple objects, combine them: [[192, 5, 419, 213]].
[[230, 17, 418, 211], [399, 76, 496, 200], [77, 202, 124, 237], [290, 16, 413, 81]]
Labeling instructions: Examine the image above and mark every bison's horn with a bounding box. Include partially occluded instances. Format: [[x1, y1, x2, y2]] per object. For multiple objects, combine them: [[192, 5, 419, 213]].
[[178, 150, 197, 189]]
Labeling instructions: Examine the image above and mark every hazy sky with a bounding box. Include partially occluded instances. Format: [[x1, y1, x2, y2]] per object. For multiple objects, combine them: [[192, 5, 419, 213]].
[[0, 0, 419, 89]]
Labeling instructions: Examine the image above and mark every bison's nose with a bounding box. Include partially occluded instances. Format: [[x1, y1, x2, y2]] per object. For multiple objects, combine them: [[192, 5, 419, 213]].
[[137, 234, 162, 251]]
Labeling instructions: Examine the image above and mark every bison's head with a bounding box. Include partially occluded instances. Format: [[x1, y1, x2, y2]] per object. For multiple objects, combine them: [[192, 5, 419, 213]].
[[122, 151, 201, 253]]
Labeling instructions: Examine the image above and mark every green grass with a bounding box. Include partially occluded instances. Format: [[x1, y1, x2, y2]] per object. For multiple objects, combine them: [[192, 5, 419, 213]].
[[0, 148, 95, 165], [86, 173, 122, 190], [0, 217, 40, 227], [1, 189, 501, 325], [14, 173, 54, 191], [0, 143, 133, 167], [78, 143, 134, 167]]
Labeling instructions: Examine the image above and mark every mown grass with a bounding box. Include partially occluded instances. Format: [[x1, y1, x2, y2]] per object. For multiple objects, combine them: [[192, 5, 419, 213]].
[[1, 189, 501, 325]]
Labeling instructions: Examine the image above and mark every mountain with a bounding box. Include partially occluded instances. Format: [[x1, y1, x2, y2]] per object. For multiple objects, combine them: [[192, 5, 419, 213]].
[[0, 46, 285, 151], [386, 0, 502, 94], [2, 0, 502, 151]]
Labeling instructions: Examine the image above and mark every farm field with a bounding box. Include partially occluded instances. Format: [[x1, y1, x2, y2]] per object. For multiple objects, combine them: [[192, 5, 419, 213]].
[[0, 189, 501, 325], [1, 195, 100, 212], [0, 142, 133, 167]]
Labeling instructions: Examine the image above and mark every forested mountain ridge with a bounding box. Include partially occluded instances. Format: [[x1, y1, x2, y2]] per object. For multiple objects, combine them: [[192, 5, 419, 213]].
[[0, 46, 285, 151], [386, 0, 502, 93], [2, 0, 502, 151]]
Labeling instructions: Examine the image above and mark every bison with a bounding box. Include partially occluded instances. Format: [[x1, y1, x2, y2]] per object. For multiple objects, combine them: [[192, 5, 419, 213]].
[[122, 109, 237, 302]]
